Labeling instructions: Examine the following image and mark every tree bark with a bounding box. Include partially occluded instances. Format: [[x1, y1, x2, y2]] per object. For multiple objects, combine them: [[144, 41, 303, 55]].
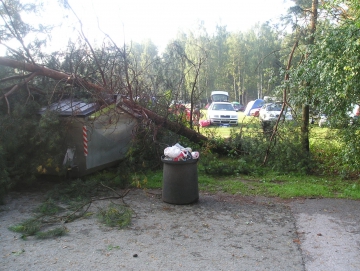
[[301, 104, 310, 152], [301, 0, 318, 154]]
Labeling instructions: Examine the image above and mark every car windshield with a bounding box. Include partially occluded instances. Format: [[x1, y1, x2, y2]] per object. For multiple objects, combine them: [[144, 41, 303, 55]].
[[267, 104, 282, 111], [212, 104, 234, 111]]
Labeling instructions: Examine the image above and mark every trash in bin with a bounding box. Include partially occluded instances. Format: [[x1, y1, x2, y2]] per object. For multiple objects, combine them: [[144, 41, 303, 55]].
[[161, 143, 199, 204], [163, 143, 200, 162]]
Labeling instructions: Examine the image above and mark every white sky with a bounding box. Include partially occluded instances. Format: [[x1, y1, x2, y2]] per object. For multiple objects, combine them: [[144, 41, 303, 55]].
[[9, 0, 292, 54]]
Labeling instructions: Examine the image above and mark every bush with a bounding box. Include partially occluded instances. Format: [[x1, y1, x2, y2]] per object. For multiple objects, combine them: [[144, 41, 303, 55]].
[[199, 121, 314, 176]]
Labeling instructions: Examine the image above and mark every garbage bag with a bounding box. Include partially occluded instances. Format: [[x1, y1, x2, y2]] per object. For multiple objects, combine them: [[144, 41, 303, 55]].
[[164, 146, 182, 158]]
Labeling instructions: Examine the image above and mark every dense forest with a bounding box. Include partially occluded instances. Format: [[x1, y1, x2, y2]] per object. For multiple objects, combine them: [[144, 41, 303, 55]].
[[1, 0, 360, 197]]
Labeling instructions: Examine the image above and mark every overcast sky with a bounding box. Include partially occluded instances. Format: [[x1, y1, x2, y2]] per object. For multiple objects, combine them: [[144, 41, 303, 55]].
[[24, 0, 292, 53]]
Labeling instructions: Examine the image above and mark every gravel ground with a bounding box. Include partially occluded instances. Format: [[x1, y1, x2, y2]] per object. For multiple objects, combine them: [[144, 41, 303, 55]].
[[1, 189, 360, 271]]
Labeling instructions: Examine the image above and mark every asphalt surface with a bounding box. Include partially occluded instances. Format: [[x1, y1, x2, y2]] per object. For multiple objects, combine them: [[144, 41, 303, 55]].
[[289, 198, 360, 271], [1, 189, 360, 271]]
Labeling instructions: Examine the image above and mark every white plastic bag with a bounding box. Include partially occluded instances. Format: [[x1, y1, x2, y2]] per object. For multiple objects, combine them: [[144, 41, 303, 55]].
[[164, 146, 182, 158]]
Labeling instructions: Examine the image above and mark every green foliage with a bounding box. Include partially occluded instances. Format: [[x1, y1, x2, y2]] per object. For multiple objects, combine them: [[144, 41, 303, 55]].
[[286, 18, 360, 176], [34, 198, 64, 215], [124, 116, 203, 178], [263, 122, 311, 174], [0, 0, 41, 42], [125, 122, 173, 172], [9, 218, 41, 237], [97, 203, 132, 228], [0, 101, 66, 191], [199, 119, 312, 176], [8, 216, 67, 239]]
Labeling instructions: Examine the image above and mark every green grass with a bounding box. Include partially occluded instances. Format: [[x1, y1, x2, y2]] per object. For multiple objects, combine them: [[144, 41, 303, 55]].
[[97, 203, 132, 228], [199, 111, 261, 138], [141, 169, 360, 199]]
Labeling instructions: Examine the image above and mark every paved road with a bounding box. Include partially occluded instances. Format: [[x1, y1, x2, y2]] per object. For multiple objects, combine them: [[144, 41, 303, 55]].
[[289, 198, 360, 271]]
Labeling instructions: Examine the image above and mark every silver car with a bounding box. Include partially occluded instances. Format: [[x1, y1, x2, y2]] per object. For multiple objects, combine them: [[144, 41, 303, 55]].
[[259, 103, 292, 122]]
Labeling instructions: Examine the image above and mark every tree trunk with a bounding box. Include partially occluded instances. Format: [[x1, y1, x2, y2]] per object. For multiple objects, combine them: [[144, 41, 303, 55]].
[[301, 0, 318, 155], [301, 104, 310, 152]]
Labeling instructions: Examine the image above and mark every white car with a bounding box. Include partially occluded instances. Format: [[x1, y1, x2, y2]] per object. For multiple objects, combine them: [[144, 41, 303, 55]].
[[207, 102, 238, 126], [259, 103, 292, 122], [318, 114, 328, 127]]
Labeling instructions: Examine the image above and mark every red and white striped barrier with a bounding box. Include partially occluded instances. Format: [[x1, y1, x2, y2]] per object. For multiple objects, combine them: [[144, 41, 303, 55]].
[[83, 126, 88, 156]]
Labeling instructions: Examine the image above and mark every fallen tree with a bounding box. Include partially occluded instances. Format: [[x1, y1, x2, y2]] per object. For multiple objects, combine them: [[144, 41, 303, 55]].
[[0, 56, 208, 144]]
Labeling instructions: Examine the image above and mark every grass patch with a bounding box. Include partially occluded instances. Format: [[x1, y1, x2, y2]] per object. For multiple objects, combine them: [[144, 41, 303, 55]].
[[97, 203, 132, 228], [262, 180, 332, 198], [141, 169, 360, 199]]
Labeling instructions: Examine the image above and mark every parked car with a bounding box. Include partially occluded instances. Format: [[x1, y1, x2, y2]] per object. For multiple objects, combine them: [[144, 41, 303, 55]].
[[318, 114, 328, 127], [259, 103, 293, 123], [244, 99, 265, 116], [231, 102, 245, 112], [207, 102, 238, 126]]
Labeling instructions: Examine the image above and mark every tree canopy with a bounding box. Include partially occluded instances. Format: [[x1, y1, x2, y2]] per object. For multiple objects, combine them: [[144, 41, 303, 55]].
[[1, 0, 360, 191]]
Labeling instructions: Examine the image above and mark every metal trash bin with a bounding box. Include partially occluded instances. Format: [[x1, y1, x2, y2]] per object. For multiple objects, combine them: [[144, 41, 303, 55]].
[[161, 156, 199, 204]]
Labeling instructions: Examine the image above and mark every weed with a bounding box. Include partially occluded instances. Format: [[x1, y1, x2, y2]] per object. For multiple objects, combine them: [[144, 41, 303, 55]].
[[9, 218, 41, 237], [12, 249, 25, 256], [97, 203, 132, 228], [107, 245, 121, 251]]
